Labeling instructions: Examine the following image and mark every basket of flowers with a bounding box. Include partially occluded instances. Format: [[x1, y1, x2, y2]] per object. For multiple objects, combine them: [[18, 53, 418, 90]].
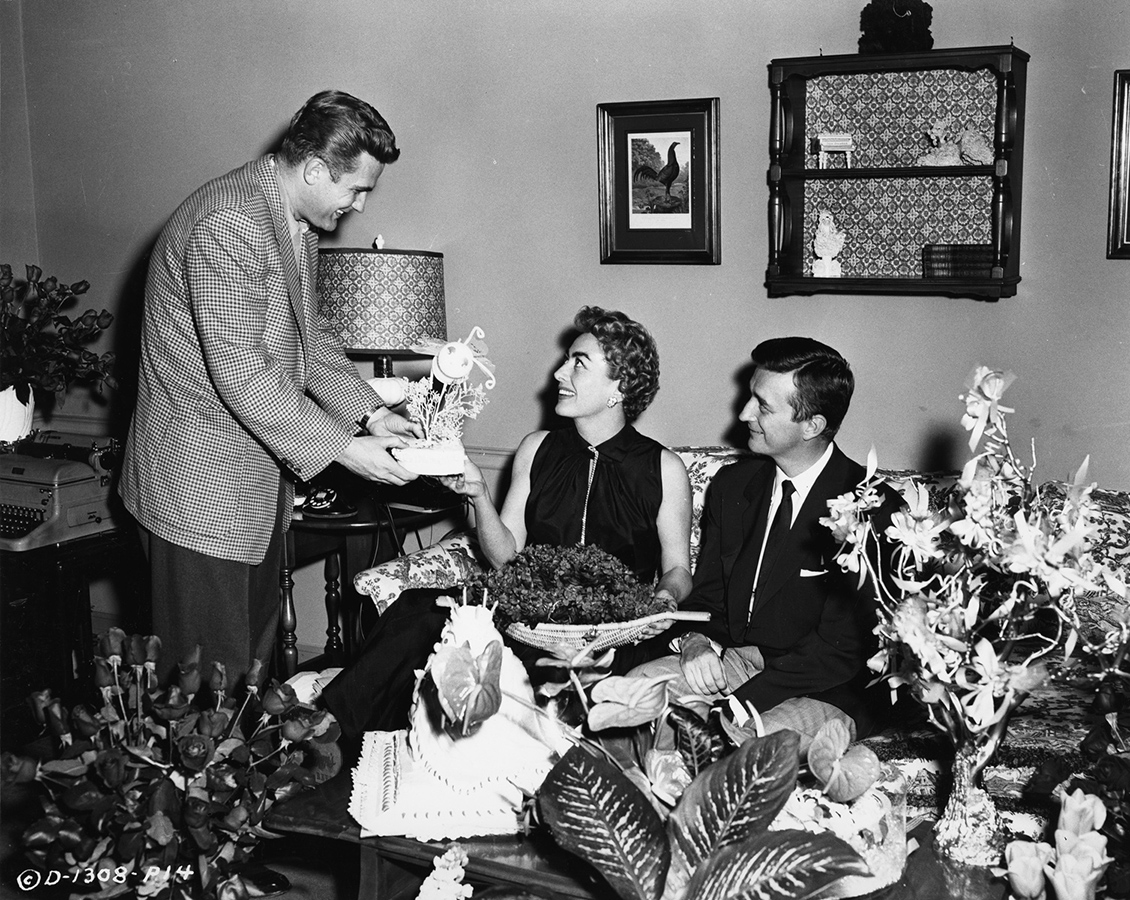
[[472, 543, 708, 652]]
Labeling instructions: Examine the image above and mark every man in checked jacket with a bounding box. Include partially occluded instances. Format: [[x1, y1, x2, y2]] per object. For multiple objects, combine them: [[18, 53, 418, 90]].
[[120, 90, 420, 682]]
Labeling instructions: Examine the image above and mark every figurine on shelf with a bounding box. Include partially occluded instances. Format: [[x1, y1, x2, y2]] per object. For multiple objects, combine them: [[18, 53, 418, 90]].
[[917, 117, 995, 166], [858, 0, 934, 54], [813, 210, 845, 278]]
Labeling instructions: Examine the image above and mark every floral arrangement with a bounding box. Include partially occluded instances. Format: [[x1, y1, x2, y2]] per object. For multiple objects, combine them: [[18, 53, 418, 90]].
[[2, 629, 339, 899], [471, 543, 668, 627], [996, 789, 1114, 900], [402, 377, 488, 444], [1, 263, 117, 404], [819, 366, 1127, 864], [403, 326, 494, 446]]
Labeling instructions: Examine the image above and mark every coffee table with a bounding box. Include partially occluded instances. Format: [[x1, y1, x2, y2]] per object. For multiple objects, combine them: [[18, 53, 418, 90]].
[[266, 770, 1009, 900]]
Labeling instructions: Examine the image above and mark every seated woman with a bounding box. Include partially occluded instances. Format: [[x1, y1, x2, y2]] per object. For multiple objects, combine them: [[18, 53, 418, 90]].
[[321, 306, 692, 737]]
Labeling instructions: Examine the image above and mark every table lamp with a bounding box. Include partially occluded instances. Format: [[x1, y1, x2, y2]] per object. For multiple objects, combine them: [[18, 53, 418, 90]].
[[318, 248, 447, 377]]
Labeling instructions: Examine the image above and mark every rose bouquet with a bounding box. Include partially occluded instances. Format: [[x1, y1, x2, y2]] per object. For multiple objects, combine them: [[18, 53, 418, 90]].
[[819, 366, 1127, 864], [2, 629, 340, 899]]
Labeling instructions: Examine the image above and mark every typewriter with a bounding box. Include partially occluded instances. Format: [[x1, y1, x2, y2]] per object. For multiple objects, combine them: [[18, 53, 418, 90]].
[[0, 431, 121, 552]]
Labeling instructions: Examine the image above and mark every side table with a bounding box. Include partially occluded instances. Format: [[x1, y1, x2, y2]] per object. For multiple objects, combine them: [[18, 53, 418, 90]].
[[279, 484, 460, 678], [266, 770, 614, 899], [266, 771, 1011, 900]]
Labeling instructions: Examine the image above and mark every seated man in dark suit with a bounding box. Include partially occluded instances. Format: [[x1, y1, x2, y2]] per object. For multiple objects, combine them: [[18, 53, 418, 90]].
[[629, 336, 895, 752]]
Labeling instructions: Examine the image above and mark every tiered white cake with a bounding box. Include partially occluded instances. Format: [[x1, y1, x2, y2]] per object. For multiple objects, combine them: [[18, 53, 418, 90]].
[[348, 602, 565, 840]]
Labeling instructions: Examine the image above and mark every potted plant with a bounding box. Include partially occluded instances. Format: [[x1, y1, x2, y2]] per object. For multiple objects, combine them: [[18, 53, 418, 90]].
[[0, 262, 117, 442]]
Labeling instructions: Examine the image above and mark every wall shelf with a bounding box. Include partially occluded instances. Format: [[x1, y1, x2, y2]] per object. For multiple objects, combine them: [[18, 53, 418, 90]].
[[766, 45, 1028, 301]]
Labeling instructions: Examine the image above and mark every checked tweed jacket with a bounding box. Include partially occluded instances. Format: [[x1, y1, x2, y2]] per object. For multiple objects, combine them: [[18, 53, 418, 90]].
[[120, 155, 382, 565]]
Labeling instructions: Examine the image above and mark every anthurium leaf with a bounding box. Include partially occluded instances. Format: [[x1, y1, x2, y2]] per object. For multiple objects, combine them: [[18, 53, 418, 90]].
[[539, 745, 669, 900], [667, 704, 724, 777], [669, 730, 800, 875], [429, 641, 503, 732], [686, 829, 869, 900], [587, 674, 676, 731], [822, 744, 882, 803], [806, 718, 851, 787]]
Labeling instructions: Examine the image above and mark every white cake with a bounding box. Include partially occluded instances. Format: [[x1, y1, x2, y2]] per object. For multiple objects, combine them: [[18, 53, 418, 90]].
[[770, 763, 908, 897], [349, 602, 566, 841], [393, 439, 467, 476]]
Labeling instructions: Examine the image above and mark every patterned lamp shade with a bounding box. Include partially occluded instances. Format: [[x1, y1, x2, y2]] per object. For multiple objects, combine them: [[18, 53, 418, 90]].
[[317, 248, 447, 356]]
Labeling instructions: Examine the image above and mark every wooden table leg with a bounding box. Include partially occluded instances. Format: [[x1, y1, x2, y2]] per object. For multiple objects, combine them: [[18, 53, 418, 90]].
[[279, 530, 298, 679], [322, 550, 344, 661]]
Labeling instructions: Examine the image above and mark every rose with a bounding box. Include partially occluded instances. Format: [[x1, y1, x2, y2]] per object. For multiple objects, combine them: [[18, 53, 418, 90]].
[[1, 752, 39, 785], [210, 661, 228, 695], [151, 685, 192, 721], [261, 680, 298, 716], [182, 796, 210, 829], [27, 688, 52, 724], [245, 659, 263, 693], [176, 733, 215, 771], [98, 627, 127, 663], [71, 704, 101, 739], [281, 712, 317, 745], [94, 748, 129, 789], [178, 645, 203, 696], [197, 709, 230, 738], [125, 633, 148, 668], [93, 657, 115, 690]]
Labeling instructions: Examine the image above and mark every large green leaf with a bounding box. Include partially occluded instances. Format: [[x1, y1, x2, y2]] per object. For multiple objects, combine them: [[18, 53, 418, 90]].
[[685, 829, 870, 900], [540, 745, 669, 900], [667, 704, 725, 777], [668, 731, 800, 876]]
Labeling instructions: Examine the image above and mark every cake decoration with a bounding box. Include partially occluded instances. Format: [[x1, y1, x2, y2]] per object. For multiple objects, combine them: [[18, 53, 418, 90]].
[[392, 326, 495, 475], [348, 595, 569, 840]]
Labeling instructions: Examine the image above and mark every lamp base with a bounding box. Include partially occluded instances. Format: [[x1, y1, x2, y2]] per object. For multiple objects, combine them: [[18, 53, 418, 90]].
[[373, 355, 395, 378]]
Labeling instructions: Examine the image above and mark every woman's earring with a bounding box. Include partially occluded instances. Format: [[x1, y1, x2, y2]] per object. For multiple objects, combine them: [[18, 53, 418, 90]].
[[607, 395, 620, 408]]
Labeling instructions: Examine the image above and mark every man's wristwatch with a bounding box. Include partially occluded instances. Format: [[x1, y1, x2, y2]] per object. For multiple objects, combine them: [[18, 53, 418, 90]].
[[355, 407, 383, 433]]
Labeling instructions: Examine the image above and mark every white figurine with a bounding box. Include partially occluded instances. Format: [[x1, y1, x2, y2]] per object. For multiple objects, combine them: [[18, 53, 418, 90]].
[[813, 209, 845, 278]]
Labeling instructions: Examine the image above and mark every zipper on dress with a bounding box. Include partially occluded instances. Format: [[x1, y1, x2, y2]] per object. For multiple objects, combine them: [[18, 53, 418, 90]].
[[578, 447, 598, 545]]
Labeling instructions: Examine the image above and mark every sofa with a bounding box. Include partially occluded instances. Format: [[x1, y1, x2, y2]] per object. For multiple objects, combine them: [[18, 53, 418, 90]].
[[353, 445, 1130, 820]]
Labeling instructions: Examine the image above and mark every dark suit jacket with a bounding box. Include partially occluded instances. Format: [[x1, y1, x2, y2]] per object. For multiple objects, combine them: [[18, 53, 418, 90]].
[[120, 156, 383, 564], [680, 445, 891, 734]]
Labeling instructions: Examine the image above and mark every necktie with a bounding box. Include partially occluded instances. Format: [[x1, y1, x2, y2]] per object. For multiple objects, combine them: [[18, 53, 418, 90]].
[[756, 480, 795, 595]]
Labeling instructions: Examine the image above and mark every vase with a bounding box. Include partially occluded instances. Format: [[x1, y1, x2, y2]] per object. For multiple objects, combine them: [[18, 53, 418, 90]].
[[932, 733, 1004, 866], [0, 386, 34, 443]]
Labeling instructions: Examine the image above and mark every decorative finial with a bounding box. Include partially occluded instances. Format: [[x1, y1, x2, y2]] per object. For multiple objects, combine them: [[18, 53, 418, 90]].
[[373, 234, 386, 250]]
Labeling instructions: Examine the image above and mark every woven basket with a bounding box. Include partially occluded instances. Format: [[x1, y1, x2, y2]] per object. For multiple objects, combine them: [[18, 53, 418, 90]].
[[505, 610, 710, 653]]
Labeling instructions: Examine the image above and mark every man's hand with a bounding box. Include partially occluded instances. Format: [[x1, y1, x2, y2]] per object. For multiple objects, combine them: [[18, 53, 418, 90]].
[[364, 408, 423, 440], [680, 633, 727, 696], [335, 435, 418, 485]]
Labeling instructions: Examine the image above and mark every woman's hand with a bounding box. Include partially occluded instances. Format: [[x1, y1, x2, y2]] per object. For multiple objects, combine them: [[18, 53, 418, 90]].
[[437, 459, 488, 499]]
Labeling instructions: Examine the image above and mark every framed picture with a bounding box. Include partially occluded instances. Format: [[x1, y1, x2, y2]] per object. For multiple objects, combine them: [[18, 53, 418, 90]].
[[1109, 70, 1130, 259], [597, 97, 720, 264]]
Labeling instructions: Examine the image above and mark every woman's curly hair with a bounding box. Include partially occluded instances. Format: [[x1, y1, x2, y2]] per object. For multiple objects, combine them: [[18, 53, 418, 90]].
[[573, 306, 660, 422]]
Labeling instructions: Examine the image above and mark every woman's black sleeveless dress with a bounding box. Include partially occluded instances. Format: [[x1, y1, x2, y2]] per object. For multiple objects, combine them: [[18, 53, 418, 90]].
[[322, 425, 666, 737]]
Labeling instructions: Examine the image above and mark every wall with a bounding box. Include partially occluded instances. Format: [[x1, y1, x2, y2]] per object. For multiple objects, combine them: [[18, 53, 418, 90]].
[[3, 0, 1127, 652]]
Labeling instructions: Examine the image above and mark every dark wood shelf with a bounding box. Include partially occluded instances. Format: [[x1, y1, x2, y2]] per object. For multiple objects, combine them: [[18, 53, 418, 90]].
[[765, 275, 1019, 300], [777, 165, 997, 180]]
